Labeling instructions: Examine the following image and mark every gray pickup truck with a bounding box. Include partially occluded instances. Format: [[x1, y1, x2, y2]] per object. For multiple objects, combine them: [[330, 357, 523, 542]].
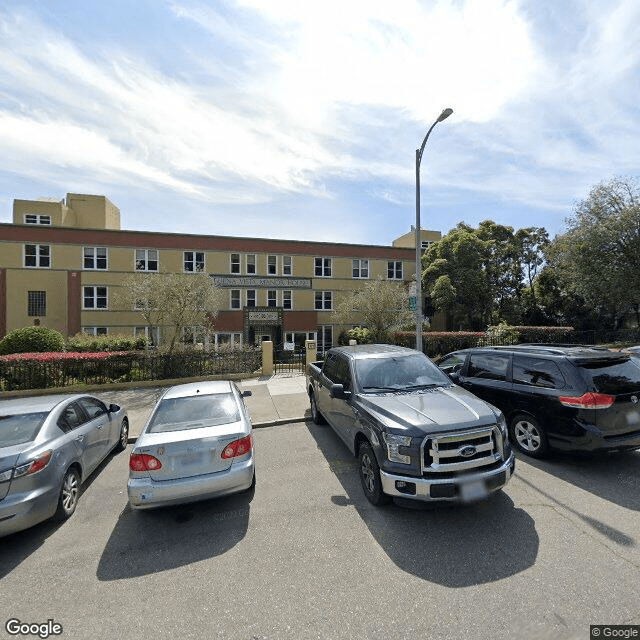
[[307, 344, 515, 505]]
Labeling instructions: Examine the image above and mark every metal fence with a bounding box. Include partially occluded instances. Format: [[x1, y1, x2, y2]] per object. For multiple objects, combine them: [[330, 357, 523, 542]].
[[273, 346, 305, 373], [0, 349, 262, 392]]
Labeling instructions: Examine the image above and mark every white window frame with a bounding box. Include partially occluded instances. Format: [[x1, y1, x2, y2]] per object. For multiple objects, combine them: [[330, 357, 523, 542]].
[[315, 291, 333, 310], [246, 289, 257, 308], [230, 289, 241, 309], [267, 255, 277, 276], [83, 246, 108, 270], [215, 332, 242, 349], [135, 249, 158, 272], [314, 257, 332, 277], [24, 244, 50, 269], [317, 325, 333, 354], [283, 290, 292, 310], [283, 256, 293, 276], [24, 214, 51, 225], [246, 254, 256, 275], [230, 253, 240, 274], [387, 260, 403, 280], [352, 259, 369, 279], [83, 286, 108, 310], [134, 326, 160, 346], [267, 290, 277, 307], [183, 251, 205, 273], [82, 327, 108, 336]]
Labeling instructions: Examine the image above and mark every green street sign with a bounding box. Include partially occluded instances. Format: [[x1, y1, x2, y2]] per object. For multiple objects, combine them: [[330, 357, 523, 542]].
[[409, 296, 417, 311]]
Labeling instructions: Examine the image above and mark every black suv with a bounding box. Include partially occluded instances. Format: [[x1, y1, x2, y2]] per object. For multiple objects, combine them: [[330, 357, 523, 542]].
[[437, 345, 640, 458]]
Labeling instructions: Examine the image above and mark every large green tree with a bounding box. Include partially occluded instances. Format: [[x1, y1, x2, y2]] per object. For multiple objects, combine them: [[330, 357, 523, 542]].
[[546, 177, 640, 330]]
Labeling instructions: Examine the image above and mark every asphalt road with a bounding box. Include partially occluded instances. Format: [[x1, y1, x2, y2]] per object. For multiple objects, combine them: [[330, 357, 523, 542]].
[[1, 421, 640, 640]]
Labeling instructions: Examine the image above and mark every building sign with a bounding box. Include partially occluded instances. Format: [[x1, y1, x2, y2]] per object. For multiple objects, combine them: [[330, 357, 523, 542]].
[[248, 311, 279, 322], [213, 276, 311, 288]]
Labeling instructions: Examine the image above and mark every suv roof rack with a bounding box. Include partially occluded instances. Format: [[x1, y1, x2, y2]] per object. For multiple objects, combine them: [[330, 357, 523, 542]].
[[485, 344, 611, 356]]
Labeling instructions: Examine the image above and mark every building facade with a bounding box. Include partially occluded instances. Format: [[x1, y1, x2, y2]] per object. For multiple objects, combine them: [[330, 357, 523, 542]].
[[0, 194, 442, 351]]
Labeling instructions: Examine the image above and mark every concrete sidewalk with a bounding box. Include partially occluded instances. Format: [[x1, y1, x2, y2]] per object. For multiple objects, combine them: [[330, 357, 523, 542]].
[[96, 371, 310, 441]]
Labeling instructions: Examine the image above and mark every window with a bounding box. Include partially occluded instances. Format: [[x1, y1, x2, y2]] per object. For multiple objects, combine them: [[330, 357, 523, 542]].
[[230, 289, 241, 309], [24, 244, 50, 268], [135, 326, 160, 346], [513, 356, 566, 389], [283, 256, 292, 276], [135, 249, 158, 272], [317, 326, 333, 354], [283, 290, 292, 310], [83, 247, 108, 270], [314, 257, 332, 277], [315, 291, 332, 310], [216, 332, 242, 349], [27, 291, 46, 316], [335, 357, 352, 391], [57, 402, 84, 433], [387, 260, 403, 279], [230, 253, 240, 274], [467, 353, 510, 381], [83, 286, 108, 309], [247, 290, 256, 308], [181, 326, 207, 347], [78, 397, 108, 420], [82, 327, 108, 336], [246, 254, 256, 274], [267, 255, 277, 275], [267, 290, 277, 307], [421, 240, 433, 252], [352, 259, 369, 279], [184, 251, 205, 272], [24, 214, 51, 225]]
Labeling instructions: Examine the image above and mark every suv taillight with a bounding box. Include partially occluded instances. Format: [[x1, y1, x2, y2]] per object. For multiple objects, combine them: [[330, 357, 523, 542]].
[[559, 392, 615, 409], [129, 453, 162, 471], [221, 435, 253, 459]]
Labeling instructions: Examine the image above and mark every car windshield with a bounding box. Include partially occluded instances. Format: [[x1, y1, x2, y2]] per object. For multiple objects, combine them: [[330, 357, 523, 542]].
[[147, 392, 241, 433], [356, 353, 450, 391], [0, 412, 47, 447], [580, 358, 640, 395]]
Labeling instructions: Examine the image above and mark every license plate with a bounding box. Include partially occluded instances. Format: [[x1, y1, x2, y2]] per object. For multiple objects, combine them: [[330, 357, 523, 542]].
[[460, 479, 487, 502], [178, 452, 204, 467]]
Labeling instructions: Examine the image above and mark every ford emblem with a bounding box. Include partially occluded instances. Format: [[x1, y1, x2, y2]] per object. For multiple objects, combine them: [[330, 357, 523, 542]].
[[632, 396, 638, 405], [459, 445, 477, 458]]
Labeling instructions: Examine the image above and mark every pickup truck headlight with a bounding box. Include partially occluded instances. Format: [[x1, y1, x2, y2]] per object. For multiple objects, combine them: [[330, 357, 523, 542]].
[[382, 433, 412, 464]]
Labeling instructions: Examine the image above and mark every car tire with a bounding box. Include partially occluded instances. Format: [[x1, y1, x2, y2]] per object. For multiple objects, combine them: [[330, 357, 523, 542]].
[[114, 418, 129, 453], [310, 392, 326, 425], [54, 467, 81, 521], [358, 442, 391, 506], [509, 413, 549, 458]]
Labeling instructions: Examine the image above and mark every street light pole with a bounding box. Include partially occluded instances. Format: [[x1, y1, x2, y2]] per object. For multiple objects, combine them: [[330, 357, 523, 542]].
[[415, 107, 453, 353]]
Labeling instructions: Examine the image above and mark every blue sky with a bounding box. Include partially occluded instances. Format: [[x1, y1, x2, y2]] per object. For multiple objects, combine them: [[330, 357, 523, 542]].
[[0, 0, 638, 245]]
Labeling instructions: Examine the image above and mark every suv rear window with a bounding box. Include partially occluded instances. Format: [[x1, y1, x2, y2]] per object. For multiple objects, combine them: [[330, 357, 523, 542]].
[[579, 358, 640, 395], [513, 356, 565, 389]]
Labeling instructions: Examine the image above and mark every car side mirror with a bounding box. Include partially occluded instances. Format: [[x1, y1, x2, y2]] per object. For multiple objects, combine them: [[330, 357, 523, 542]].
[[329, 383, 348, 399], [449, 371, 460, 382], [241, 390, 252, 398], [109, 403, 120, 413]]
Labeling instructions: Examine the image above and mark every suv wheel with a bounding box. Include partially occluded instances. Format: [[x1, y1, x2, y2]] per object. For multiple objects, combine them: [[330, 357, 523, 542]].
[[358, 442, 390, 506], [510, 414, 549, 458]]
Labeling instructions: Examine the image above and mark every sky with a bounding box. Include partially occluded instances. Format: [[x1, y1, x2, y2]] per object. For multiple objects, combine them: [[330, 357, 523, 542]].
[[0, 0, 639, 246]]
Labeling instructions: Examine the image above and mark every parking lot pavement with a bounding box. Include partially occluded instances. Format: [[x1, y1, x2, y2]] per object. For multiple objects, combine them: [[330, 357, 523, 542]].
[[1, 420, 640, 640]]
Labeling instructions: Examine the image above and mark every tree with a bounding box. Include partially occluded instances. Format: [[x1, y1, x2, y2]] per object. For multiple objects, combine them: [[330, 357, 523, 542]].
[[546, 177, 640, 330], [330, 277, 413, 343], [117, 271, 225, 352]]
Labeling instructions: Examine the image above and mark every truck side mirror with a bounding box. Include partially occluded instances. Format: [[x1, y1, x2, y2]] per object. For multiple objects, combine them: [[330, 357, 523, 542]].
[[329, 383, 347, 399]]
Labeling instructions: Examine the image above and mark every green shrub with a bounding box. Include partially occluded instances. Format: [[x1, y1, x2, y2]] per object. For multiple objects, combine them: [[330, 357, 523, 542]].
[[478, 322, 521, 346], [67, 332, 147, 352], [0, 326, 65, 355]]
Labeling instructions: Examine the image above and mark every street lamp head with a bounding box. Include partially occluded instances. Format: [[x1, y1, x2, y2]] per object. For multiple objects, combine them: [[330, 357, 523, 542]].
[[438, 108, 453, 122]]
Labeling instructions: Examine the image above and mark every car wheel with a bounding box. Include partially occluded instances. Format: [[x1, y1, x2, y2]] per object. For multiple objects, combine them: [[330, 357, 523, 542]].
[[310, 392, 326, 425], [358, 442, 391, 506], [510, 414, 549, 458], [55, 467, 81, 521], [114, 418, 129, 453]]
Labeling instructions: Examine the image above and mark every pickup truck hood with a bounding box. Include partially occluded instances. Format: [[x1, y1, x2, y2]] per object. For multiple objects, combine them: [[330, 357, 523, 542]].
[[355, 386, 498, 434]]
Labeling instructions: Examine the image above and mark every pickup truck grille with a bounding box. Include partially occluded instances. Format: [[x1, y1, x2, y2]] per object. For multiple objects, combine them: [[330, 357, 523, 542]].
[[422, 426, 503, 477]]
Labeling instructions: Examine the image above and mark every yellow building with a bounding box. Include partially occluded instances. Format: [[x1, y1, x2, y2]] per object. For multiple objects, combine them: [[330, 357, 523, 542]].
[[0, 194, 442, 351]]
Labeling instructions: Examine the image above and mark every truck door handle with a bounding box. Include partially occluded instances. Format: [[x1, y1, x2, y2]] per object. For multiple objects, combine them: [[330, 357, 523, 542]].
[[75, 435, 85, 443]]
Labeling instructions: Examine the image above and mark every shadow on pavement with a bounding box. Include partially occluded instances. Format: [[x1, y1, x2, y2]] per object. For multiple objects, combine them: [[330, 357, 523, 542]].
[[522, 450, 640, 512], [0, 450, 123, 579], [97, 487, 254, 581], [307, 421, 539, 588]]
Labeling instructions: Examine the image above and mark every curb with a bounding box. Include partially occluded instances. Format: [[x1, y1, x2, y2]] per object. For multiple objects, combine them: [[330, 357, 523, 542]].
[[125, 413, 310, 444]]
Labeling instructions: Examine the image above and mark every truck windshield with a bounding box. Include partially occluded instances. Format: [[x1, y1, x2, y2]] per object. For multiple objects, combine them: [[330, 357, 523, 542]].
[[356, 354, 450, 392]]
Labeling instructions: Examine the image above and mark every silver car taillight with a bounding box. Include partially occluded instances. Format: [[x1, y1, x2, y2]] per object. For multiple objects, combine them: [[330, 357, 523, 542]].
[[13, 451, 52, 478]]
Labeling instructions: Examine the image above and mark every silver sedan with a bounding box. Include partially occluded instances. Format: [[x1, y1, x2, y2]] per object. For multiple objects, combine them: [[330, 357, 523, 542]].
[[0, 394, 129, 537], [128, 380, 254, 510]]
